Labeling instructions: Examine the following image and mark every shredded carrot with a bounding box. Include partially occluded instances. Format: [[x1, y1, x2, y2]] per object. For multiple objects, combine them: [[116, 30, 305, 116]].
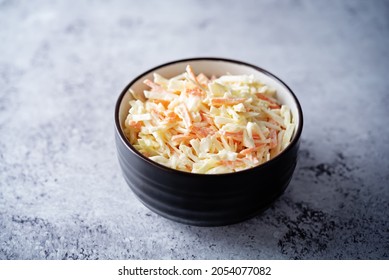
[[210, 98, 246, 106], [127, 120, 142, 130], [171, 134, 196, 145], [256, 93, 281, 109], [186, 88, 203, 97], [151, 99, 170, 107], [200, 113, 214, 125], [191, 126, 216, 138]]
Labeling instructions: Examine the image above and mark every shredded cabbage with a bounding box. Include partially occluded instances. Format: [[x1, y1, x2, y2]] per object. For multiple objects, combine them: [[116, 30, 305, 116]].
[[124, 65, 295, 174]]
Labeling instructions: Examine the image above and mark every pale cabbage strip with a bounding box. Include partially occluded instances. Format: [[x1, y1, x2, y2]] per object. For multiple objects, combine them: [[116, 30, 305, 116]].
[[124, 65, 295, 174]]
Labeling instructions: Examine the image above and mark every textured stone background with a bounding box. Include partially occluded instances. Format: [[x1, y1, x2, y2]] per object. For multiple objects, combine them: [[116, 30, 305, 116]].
[[0, 0, 388, 259]]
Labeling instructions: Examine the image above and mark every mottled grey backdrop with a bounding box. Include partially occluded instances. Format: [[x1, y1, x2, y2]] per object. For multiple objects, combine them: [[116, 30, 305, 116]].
[[0, 0, 388, 259]]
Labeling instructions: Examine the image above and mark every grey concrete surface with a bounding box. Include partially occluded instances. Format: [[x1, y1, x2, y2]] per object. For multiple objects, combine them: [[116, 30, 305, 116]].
[[0, 0, 388, 259]]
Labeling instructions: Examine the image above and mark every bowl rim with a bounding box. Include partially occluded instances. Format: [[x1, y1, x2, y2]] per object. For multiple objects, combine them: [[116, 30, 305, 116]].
[[115, 57, 303, 176]]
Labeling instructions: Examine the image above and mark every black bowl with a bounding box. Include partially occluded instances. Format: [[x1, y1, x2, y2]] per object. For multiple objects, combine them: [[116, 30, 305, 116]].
[[115, 58, 303, 226]]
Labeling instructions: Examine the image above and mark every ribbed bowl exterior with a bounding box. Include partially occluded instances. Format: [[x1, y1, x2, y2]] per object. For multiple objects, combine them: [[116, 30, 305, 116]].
[[115, 132, 300, 226]]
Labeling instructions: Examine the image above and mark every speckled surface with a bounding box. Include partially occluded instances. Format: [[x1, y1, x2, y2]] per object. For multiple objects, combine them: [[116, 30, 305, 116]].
[[0, 0, 388, 260]]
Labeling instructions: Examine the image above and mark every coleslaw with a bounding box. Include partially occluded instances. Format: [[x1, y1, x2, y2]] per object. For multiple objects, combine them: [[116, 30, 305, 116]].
[[123, 65, 295, 174]]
